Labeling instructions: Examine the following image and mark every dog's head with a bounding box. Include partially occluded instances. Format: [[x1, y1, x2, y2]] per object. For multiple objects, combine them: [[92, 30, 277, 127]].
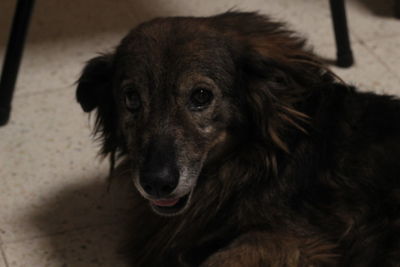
[[76, 12, 330, 216]]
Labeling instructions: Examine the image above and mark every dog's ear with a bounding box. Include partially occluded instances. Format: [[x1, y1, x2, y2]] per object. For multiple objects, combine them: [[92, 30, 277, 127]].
[[238, 48, 320, 154], [76, 53, 123, 163], [76, 54, 114, 112], [211, 12, 332, 153]]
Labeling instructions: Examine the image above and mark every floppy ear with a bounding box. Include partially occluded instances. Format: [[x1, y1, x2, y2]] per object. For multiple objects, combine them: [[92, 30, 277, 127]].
[[76, 54, 114, 112], [238, 49, 319, 154], [211, 12, 334, 153], [76, 53, 123, 163]]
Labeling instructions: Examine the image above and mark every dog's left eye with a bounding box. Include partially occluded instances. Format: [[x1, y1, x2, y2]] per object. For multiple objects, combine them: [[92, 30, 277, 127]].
[[124, 91, 141, 112], [189, 88, 213, 110]]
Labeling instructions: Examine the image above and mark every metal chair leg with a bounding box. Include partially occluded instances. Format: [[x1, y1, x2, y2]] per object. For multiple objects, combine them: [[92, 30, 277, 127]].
[[329, 0, 354, 68], [0, 0, 35, 126]]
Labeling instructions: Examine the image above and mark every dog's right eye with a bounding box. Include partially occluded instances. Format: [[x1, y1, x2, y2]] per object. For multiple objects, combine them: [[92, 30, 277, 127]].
[[124, 91, 141, 112], [189, 88, 214, 110]]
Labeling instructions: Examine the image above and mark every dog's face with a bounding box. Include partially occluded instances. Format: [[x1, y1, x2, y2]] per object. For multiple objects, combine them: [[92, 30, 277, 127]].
[[116, 22, 240, 215], [78, 18, 243, 216], [76, 13, 320, 216]]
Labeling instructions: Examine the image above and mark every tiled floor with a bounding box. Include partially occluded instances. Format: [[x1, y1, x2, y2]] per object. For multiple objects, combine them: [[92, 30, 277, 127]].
[[0, 0, 399, 266]]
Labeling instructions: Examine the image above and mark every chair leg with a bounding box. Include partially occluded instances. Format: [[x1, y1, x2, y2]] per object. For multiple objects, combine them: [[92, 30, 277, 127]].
[[395, 0, 400, 18], [329, 0, 354, 68], [0, 0, 35, 126]]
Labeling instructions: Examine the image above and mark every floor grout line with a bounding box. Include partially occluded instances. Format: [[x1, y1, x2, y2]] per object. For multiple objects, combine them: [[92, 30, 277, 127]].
[[359, 33, 400, 43], [346, 24, 400, 85], [358, 38, 400, 84], [0, 244, 9, 267]]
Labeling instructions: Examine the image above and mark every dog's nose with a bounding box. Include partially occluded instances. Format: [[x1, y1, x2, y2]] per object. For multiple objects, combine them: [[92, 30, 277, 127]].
[[140, 166, 179, 198], [139, 136, 180, 198]]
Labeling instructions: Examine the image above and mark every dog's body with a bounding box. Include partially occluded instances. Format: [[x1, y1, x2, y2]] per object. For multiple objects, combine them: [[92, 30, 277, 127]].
[[76, 12, 400, 266]]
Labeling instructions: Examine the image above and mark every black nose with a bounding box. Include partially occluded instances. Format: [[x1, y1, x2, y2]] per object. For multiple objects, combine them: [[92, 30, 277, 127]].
[[139, 136, 180, 198], [140, 166, 179, 198]]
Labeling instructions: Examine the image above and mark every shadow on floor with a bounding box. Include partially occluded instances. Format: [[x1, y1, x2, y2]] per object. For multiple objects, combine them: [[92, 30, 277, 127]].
[[28, 171, 139, 266], [350, 0, 397, 17]]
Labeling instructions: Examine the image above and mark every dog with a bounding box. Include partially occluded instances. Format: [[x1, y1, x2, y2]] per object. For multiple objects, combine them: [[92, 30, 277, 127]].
[[76, 12, 400, 266]]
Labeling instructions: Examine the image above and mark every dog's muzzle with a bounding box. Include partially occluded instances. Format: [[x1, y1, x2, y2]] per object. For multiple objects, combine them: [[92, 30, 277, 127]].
[[137, 136, 193, 216]]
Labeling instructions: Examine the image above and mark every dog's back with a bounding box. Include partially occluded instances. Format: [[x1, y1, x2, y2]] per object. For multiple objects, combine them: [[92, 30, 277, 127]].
[[286, 83, 400, 266]]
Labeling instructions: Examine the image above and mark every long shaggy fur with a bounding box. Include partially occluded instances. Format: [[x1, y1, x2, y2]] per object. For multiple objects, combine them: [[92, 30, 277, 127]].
[[76, 12, 400, 267]]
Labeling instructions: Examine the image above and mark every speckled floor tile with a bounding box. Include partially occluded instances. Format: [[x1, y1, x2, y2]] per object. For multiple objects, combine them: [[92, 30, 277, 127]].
[[364, 35, 400, 79], [126, 0, 339, 47], [14, 35, 123, 97], [0, 89, 136, 243], [315, 42, 400, 96], [266, 0, 342, 47], [0, 250, 7, 267], [2, 225, 129, 267], [345, 0, 400, 42], [0, 0, 137, 96]]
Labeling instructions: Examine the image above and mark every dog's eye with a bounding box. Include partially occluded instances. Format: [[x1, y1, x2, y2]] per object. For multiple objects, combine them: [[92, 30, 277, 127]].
[[124, 91, 141, 112], [189, 88, 213, 110]]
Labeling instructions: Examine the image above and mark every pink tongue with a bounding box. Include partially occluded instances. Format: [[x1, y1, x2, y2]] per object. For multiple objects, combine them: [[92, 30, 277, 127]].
[[152, 198, 179, 207]]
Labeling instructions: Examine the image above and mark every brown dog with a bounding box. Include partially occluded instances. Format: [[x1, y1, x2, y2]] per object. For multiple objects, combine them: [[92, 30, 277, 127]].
[[76, 12, 400, 266]]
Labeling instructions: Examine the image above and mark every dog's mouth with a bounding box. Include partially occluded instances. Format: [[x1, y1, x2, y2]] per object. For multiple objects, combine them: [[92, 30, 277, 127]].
[[149, 191, 192, 216]]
